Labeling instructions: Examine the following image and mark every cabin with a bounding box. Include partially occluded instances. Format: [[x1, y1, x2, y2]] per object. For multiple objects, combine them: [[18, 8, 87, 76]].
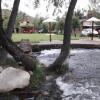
[[20, 21, 35, 33]]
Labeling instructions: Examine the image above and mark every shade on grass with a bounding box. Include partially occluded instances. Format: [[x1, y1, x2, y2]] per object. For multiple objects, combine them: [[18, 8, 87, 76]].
[[12, 33, 80, 42]]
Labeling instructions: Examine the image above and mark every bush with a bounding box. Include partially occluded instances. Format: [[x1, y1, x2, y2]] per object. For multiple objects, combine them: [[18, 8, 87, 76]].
[[30, 65, 45, 87]]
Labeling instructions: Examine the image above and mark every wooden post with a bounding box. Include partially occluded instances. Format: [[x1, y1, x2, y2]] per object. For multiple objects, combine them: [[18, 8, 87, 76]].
[[49, 22, 52, 42], [91, 21, 94, 40]]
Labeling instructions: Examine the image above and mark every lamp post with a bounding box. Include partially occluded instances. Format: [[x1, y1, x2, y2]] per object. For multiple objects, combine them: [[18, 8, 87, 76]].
[[49, 22, 52, 42]]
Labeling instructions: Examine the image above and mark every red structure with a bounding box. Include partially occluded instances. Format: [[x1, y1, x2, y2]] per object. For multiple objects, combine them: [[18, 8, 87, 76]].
[[20, 21, 35, 33], [21, 27, 35, 33]]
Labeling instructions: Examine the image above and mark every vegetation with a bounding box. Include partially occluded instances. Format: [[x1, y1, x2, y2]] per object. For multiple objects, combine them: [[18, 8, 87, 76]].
[[53, 17, 64, 33], [30, 66, 45, 87], [72, 16, 80, 36], [89, 0, 100, 11], [0, 0, 37, 71], [89, 0, 100, 19]]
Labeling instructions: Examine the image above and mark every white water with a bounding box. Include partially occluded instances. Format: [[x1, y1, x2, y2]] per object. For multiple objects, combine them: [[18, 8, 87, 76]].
[[56, 77, 100, 100], [38, 49, 100, 100], [37, 49, 89, 66]]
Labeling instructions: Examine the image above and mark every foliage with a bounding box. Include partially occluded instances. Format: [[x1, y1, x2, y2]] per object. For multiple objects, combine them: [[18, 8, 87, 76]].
[[72, 16, 80, 29], [55, 17, 64, 33], [30, 65, 45, 87], [74, 9, 84, 19], [33, 16, 47, 31], [92, 10, 100, 19], [33, 0, 68, 7], [2, 9, 11, 29], [33, 0, 70, 16], [89, 0, 100, 12], [2, 9, 34, 31], [88, 0, 100, 20]]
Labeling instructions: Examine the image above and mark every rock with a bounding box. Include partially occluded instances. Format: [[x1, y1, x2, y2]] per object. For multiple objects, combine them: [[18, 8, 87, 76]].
[[46, 75, 54, 81], [0, 67, 30, 93], [0, 67, 3, 73], [19, 39, 32, 53]]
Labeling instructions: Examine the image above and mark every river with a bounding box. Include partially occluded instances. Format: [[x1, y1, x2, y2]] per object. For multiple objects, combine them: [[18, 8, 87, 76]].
[[38, 49, 100, 100]]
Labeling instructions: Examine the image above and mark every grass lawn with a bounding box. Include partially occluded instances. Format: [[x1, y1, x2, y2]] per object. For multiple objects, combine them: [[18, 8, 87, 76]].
[[12, 33, 80, 42]]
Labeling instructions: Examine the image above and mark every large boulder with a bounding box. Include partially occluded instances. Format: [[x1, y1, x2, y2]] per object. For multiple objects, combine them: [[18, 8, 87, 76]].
[[0, 67, 30, 93]]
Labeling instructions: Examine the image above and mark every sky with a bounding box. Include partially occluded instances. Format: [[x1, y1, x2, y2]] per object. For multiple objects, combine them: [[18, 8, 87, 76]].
[[2, 0, 90, 18]]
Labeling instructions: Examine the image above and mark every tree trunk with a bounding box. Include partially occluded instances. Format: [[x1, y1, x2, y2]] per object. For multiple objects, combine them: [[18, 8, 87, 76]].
[[0, 0, 37, 70], [0, 48, 7, 64], [6, 0, 20, 39], [0, 28, 36, 70], [0, 0, 3, 27], [0, 0, 7, 64], [0, 0, 21, 64], [47, 0, 77, 73]]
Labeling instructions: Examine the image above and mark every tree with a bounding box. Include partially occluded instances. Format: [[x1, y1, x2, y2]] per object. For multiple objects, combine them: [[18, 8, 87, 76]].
[[0, 0, 7, 64], [72, 16, 80, 37], [56, 17, 64, 33], [74, 9, 84, 19], [0, 0, 37, 70], [89, 0, 100, 12], [47, 0, 78, 73], [33, 16, 45, 31], [0, 0, 21, 64], [2, 9, 11, 30], [88, 0, 100, 19], [6, 0, 20, 39]]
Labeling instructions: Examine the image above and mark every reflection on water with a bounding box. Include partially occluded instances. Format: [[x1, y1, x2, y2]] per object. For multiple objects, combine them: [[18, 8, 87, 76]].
[[38, 49, 100, 100]]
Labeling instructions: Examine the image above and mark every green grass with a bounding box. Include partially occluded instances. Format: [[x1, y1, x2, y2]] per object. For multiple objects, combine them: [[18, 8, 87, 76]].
[[12, 33, 80, 42]]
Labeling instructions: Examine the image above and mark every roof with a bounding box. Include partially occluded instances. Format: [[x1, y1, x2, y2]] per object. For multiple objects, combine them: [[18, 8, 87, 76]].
[[20, 21, 34, 27], [43, 18, 57, 23], [86, 17, 100, 22]]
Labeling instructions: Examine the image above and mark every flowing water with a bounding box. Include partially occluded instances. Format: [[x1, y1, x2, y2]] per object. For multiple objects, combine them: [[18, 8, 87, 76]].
[[1, 49, 100, 100], [37, 49, 100, 100]]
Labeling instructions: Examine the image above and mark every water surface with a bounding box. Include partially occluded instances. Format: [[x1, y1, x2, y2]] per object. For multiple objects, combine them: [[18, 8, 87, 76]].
[[38, 49, 100, 100]]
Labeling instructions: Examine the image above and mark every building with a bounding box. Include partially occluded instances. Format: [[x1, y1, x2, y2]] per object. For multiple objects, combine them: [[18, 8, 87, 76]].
[[20, 21, 35, 33]]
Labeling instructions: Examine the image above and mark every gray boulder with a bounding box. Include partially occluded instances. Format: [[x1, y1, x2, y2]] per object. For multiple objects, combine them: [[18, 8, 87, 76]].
[[0, 67, 30, 93]]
